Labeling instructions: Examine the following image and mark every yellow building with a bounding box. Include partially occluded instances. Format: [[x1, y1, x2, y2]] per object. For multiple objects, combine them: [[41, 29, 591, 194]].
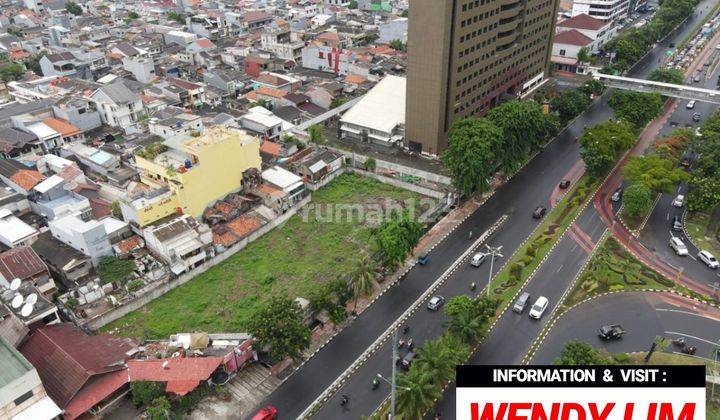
[[122, 127, 261, 226]]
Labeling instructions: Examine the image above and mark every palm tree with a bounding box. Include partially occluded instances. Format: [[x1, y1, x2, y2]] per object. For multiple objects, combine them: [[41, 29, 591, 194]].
[[349, 254, 375, 313], [415, 338, 456, 384], [396, 367, 441, 419]]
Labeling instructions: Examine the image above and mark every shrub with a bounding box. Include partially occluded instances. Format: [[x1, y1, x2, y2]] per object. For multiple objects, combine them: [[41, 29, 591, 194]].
[[131, 381, 165, 407], [127, 279, 143, 292]]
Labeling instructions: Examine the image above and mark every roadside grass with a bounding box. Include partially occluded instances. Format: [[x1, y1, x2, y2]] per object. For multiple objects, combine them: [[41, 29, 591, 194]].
[[561, 236, 677, 310], [488, 177, 597, 310], [619, 207, 643, 231], [102, 173, 428, 339], [685, 211, 720, 255]]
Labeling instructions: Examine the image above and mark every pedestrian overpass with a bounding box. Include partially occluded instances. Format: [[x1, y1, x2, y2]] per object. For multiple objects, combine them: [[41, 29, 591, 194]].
[[591, 72, 720, 104]]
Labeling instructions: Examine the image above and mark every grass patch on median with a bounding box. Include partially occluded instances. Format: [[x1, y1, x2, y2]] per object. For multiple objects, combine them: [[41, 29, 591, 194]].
[[102, 173, 429, 339], [685, 212, 720, 255], [562, 236, 677, 310], [488, 177, 597, 310]]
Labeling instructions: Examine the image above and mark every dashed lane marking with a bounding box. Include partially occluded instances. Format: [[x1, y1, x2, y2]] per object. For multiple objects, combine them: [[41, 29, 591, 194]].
[[664, 331, 719, 346]]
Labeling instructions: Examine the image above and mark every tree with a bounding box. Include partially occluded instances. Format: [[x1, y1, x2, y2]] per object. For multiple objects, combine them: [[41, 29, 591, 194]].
[[66, 1, 83, 15], [442, 118, 503, 194], [246, 296, 311, 361], [608, 91, 663, 129], [363, 33, 379, 44], [0, 63, 25, 82], [348, 0, 358, 8], [349, 254, 375, 303], [554, 341, 609, 365], [396, 366, 441, 419], [167, 11, 185, 24], [623, 183, 654, 218], [24, 55, 41, 76], [686, 174, 720, 212], [649, 68, 684, 84], [111, 201, 122, 219], [363, 157, 376, 171], [308, 281, 347, 325], [6, 28, 23, 37], [444, 296, 496, 344], [146, 396, 171, 420], [98, 256, 135, 285], [487, 100, 559, 173], [415, 335, 468, 385], [372, 210, 424, 268], [131, 381, 165, 407], [579, 121, 636, 178], [653, 130, 691, 162], [399, 9, 409, 17], [578, 80, 606, 97], [308, 124, 325, 144], [389, 39, 406, 51], [577, 47, 592, 64], [330, 96, 348, 109], [623, 154, 688, 193], [550, 89, 592, 124], [127, 11, 140, 19]]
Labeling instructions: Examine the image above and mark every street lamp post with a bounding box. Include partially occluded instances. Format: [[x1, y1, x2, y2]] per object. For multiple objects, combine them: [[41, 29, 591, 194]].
[[377, 338, 411, 420], [485, 245, 503, 299]]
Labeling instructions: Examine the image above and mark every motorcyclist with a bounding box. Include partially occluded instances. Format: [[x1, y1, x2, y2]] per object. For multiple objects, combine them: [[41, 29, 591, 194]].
[[372, 378, 380, 389], [341, 395, 349, 406], [470, 282, 477, 291], [468, 230, 474, 239], [402, 324, 410, 334]]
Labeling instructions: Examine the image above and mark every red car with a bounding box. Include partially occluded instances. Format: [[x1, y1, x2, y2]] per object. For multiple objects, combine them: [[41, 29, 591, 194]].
[[252, 406, 278, 420]]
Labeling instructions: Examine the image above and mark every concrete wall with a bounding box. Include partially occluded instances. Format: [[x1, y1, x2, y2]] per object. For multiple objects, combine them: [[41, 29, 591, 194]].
[[84, 195, 312, 330]]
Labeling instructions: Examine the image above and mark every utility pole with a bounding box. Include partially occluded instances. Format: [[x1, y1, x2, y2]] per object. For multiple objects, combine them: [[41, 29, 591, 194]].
[[390, 329, 398, 419], [485, 245, 503, 299]]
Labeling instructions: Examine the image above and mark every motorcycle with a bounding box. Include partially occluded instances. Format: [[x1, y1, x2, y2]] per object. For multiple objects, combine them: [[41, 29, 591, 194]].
[[402, 325, 410, 335], [340, 395, 349, 406], [372, 378, 380, 390]]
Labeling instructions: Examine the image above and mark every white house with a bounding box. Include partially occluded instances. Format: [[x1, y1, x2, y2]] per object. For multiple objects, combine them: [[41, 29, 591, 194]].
[[90, 82, 145, 129], [48, 213, 128, 266], [142, 214, 212, 275], [0, 209, 38, 248], [261, 166, 305, 203], [340, 75, 406, 145], [572, 0, 629, 21], [239, 108, 284, 140], [556, 14, 617, 51], [552, 30, 594, 73]]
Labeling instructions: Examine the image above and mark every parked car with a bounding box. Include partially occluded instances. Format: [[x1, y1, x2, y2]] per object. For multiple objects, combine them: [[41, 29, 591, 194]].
[[471, 252, 487, 267], [686, 100, 696, 109], [698, 250, 720, 269], [418, 252, 430, 265], [529, 296, 549, 319], [693, 74, 702, 83], [252, 406, 278, 420], [672, 216, 683, 231], [512, 292, 531, 313], [399, 351, 416, 371], [692, 112, 701, 122], [669, 237, 688, 256], [559, 179, 571, 189], [599, 324, 626, 340], [532, 206, 546, 219], [427, 295, 445, 311], [611, 187, 623, 202], [672, 194, 684, 207]]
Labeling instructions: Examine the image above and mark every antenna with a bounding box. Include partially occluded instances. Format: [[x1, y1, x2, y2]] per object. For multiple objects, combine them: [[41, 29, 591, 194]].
[[26, 293, 37, 305], [20, 302, 33, 317], [10, 278, 21, 291], [11, 294, 23, 309]]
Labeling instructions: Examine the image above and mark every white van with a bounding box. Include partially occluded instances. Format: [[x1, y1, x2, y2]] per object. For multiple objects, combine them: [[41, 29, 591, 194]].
[[686, 100, 696, 109], [529, 296, 549, 319]]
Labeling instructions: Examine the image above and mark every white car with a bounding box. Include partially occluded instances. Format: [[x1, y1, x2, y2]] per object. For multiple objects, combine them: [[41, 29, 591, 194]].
[[698, 250, 720, 269], [672, 194, 684, 208], [529, 296, 549, 319], [686, 100, 696, 109], [669, 237, 688, 256], [470, 252, 487, 267]]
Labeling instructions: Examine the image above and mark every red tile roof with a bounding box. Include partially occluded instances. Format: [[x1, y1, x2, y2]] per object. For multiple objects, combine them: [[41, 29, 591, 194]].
[[168, 77, 202, 90], [10, 169, 44, 191], [127, 357, 223, 396], [42, 118, 81, 138], [256, 86, 287, 99], [227, 215, 263, 238], [260, 141, 282, 156], [554, 29, 593, 46], [194, 38, 216, 49], [557, 13, 607, 31], [345, 74, 367, 85], [20, 323, 137, 409], [0, 246, 47, 282], [116, 235, 144, 255], [90, 198, 112, 220], [63, 369, 128, 420]]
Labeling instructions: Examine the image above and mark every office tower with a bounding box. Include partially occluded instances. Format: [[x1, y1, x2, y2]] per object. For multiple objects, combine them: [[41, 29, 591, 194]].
[[405, 0, 560, 155]]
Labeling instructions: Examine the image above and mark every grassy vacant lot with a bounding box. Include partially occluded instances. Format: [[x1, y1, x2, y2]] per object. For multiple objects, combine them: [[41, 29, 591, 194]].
[[685, 212, 720, 255], [563, 237, 677, 309], [103, 173, 428, 339]]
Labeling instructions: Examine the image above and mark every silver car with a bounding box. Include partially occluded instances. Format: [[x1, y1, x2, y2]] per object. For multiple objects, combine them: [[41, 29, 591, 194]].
[[512, 292, 531, 313], [427, 295, 445, 311]]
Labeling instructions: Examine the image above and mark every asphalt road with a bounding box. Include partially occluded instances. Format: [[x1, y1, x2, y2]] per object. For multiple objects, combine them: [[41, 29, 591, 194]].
[[532, 291, 720, 364], [638, 45, 720, 287], [251, 2, 718, 418]]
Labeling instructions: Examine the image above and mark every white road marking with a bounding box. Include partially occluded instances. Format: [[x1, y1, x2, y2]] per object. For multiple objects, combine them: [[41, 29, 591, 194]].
[[689, 255, 697, 261], [665, 331, 719, 346], [667, 213, 670, 221], [557, 264, 564, 273], [669, 351, 717, 362], [658, 308, 720, 323]]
